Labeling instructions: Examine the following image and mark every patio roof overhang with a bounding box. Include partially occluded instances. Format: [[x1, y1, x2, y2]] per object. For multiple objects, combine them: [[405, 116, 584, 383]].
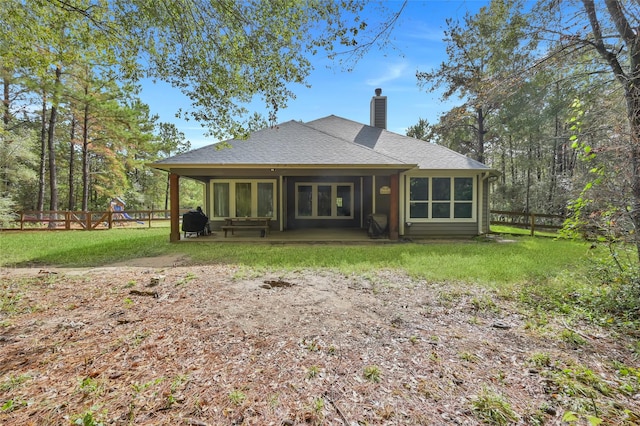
[[149, 163, 417, 178]]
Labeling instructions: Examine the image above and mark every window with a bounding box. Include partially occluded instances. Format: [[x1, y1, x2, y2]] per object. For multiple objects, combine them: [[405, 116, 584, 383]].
[[406, 176, 475, 221], [336, 185, 351, 217], [297, 185, 312, 217], [257, 183, 274, 217], [317, 185, 332, 216], [235, 183, 252, 217], [295, 183, 354, 219], [211, 180, 276, 218], [432, 178, 451, 219], [453, 177, 473, 218], [409, 177, 429, 219], [213, 183, 229, 217]]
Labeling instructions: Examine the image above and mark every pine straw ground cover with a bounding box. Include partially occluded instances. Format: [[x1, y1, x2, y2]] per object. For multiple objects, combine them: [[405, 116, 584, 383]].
[[0, 263, 639, 425]]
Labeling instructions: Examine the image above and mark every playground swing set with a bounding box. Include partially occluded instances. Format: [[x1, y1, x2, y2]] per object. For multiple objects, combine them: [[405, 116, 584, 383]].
[[109, 197, 144, 226]]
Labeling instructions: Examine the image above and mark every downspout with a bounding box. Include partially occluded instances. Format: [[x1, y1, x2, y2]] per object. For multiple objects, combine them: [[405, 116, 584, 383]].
[[360, 176, 364, 228], [398, 173, 405, 237], [389, 173, 399, 240], [279, 175, 284, 231], [479, 172, 491, 234]]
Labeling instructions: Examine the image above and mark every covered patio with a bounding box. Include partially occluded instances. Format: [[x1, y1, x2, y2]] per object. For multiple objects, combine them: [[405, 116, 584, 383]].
[[178, 227, 391, 243], [152, 106, 496, 243]]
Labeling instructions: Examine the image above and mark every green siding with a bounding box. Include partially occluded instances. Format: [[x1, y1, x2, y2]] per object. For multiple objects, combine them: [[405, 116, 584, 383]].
[[403, 222, 479, 238]]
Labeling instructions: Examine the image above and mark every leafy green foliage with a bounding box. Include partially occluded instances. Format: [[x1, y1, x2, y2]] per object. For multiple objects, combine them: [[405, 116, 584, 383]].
[[527, 352, 551, 368], [1, 398, 26, 413], [539, 0, 640, 265], [0, 374, 31, 392], [74, 414, 103, 426], [306, 365, 321, 379], [0, 129, 38, 207], [528, 351, 640, 425], [363, 365, 382, 383], [0, 291, 22, 315], [458, 351, 479, 363], [405, 118, 433, 141], [562, 411, 602, 426], [559, 329, 586, 348], [416, 0, 534, 163], [228, 389, 246, 405], [471, 387, 518, 425], [0, 0, 402, 217], [104, 0, 395, 138], [78, 377, 105, 397]]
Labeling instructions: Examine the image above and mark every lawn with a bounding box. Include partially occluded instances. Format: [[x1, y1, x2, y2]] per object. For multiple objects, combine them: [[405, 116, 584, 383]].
[[1, 229, 638, 425], [0, 228, 588, 285]]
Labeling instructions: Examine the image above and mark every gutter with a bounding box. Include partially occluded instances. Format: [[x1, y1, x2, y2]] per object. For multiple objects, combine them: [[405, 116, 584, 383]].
[[479, 171, 498, 235], [147, 163, 418, 172]]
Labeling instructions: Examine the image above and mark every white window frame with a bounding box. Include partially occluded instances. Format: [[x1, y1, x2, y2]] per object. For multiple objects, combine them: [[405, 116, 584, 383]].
[[294, 182, 354, 219], [405, 175, 476, 222], [209, 179, 276, 218]]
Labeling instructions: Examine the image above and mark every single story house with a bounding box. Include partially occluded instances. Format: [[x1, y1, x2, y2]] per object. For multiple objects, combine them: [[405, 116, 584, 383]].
[[151, 89, 497, 241]]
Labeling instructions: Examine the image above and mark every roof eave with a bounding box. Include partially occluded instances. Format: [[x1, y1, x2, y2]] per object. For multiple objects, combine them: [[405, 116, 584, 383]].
[[148, 163, 417, 172]]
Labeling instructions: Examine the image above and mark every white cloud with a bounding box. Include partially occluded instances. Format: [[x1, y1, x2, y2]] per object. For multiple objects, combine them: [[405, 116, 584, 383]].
[[404, 27, 445, 43], [365, 62, 410, 87]]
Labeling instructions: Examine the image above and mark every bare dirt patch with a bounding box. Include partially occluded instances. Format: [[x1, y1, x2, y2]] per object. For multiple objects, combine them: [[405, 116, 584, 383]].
[[0, 264, 638, 425], [106, 254, 191, 268]]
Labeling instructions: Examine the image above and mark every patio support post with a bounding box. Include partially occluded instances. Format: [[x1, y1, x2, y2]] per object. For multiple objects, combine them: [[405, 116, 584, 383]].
[[169, 172, 180, 242], [389, 173, 399, 240]]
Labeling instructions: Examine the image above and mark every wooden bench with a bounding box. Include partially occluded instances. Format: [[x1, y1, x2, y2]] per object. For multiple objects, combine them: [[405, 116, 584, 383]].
[[221, 224, 270, 237], [221, 217, 271, 237]]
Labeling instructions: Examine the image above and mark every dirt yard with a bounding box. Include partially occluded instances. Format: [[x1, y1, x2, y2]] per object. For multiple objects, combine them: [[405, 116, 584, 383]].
[[1, 256, 638, 425]]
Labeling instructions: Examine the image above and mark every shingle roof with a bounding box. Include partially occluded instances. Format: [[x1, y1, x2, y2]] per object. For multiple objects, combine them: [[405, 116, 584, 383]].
[[154, 119, 406, 167], [306, 115, 491, 170], [154, 115, 492, 171]]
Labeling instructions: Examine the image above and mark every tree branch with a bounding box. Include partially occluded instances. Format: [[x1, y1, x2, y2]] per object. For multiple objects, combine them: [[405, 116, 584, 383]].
[[332, 1, 407, 64], [582, 0, 628, 85], [604, 0, 637, 45]]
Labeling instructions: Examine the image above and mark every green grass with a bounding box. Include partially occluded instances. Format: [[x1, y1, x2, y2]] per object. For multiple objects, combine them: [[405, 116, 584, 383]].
[[490, 225, 559, 238], [180, 236, 587, 285], [0, 228, 590, 286], [0, 228, 170, 267]]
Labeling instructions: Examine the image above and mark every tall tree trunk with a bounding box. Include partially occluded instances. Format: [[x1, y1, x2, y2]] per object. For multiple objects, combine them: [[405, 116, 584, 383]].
[[82, 90, 90, 211], [535, 138, 542, 182], [37, 93, 47, 215], [1, 73, 11, 197], [68, 116, 77, 211], [476, 107, 485, 164], [582, 0, 640, 262], [2, 69, 9, 129], [500, 147, 506, 185], [625, 84, 640, 263], [47, 66, 61, 227], [525, 140, 531, 214], [509, 134, 515, 187], [549, 104, 560, 207]]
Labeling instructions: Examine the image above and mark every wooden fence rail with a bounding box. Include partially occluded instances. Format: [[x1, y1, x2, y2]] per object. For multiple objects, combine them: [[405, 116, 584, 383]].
[[0, 209, 190, 231], [490, 210, 566, 236], [3, 209, 567, 236]]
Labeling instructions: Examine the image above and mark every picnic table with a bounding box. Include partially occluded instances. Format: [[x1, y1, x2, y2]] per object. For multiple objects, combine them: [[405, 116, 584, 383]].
[[221, 217, 271, 237]]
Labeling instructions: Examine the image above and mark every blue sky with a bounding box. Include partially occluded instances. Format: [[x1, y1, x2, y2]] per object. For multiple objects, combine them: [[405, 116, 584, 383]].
[[139, 1, 488, 149]]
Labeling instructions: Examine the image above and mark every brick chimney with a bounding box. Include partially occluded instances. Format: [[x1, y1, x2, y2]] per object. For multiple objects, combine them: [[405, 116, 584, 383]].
[[370, 88, 387, 129]]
